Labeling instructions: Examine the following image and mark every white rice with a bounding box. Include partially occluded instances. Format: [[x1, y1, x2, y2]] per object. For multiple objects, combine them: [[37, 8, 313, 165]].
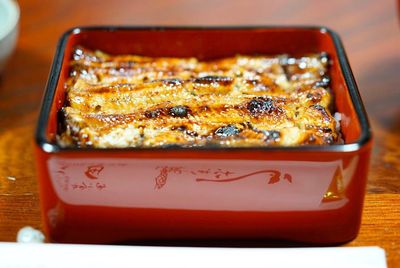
[[334, 112, 344, 144]]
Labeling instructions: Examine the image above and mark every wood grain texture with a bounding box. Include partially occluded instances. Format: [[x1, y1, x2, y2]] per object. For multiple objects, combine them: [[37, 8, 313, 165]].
[[347, 194, 400, 268], [0, 0, 399, 266]]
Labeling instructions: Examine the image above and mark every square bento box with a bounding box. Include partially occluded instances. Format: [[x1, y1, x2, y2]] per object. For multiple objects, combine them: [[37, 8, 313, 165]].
[[35, 26, 372, 244]]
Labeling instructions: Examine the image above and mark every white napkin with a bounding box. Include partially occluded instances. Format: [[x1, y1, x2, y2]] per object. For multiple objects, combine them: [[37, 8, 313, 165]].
[[0, 242, 387, 268]]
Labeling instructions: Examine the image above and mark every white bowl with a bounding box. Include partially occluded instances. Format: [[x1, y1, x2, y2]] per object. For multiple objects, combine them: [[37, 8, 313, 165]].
[[0, 0, 19, 73]]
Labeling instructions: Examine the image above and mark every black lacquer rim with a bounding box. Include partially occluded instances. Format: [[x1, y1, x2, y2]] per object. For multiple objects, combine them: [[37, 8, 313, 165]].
[[35, 25, 372, 153]]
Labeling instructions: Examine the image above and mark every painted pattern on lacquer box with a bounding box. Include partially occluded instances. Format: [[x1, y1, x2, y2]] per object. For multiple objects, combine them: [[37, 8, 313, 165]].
[[48, 158, 358, 211]]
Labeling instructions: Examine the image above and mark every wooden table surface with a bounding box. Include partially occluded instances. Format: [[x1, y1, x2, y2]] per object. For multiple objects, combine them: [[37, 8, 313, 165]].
[[0, 0, 399, 266]]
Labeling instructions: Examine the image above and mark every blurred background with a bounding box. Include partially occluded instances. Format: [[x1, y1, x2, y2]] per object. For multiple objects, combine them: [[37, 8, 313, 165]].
[[0, 0, 399, 247]]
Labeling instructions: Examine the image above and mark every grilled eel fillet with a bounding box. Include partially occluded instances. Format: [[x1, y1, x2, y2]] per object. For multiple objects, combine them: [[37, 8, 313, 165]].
[[58, 47, 340, 148]]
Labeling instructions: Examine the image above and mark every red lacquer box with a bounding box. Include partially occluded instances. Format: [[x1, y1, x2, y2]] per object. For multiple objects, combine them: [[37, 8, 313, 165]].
[[35, 26, 372, 244]]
